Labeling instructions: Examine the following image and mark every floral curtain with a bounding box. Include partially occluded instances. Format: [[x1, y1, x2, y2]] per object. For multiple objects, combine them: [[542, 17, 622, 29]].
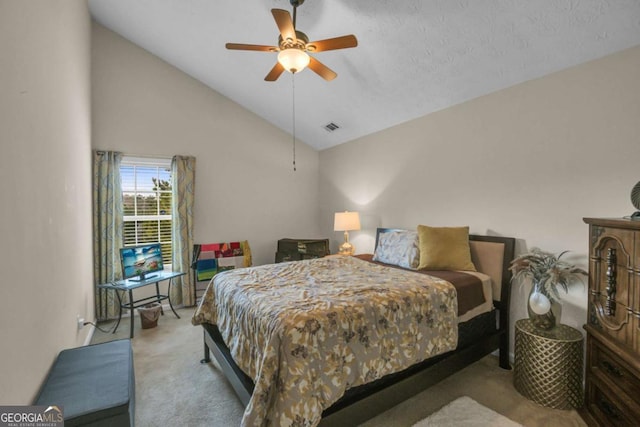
[[171, 155, 196, 306], [93, 150, 124, 320]]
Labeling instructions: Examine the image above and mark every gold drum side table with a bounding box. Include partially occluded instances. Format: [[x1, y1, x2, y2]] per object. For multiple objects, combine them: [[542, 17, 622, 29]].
[[514, 319, 584, 409]]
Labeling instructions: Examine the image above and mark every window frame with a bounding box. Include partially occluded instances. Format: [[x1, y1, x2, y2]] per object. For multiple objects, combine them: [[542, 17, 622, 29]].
[[120, 156, 173, 269]]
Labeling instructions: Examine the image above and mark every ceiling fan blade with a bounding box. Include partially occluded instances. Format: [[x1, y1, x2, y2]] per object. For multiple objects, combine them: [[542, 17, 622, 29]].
[[306, 35, 358, 52], [265, 62, 285, 82], [272, 9, 296, 42], [308, 57, 337, 81], [226, 43, 277, 52]]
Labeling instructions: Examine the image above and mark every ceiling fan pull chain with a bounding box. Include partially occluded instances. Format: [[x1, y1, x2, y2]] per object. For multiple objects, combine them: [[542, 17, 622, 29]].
[[292, 73, 297, 172]]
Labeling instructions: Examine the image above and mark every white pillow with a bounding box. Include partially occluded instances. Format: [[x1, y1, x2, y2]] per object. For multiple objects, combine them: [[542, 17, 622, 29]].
[[372, 230, 419, 269]]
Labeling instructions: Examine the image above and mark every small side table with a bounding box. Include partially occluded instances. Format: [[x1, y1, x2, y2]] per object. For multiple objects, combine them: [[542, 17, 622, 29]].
[[98, 271, 185, 339], [514, 319, 584, 409]]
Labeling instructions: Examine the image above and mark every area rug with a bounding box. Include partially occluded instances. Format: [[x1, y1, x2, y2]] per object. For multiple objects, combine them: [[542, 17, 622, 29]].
[[412, 396, 523, 427]]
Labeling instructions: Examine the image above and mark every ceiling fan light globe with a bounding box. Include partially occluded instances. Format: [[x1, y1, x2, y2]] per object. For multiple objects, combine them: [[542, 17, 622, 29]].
[[278, 48, 309, 73]]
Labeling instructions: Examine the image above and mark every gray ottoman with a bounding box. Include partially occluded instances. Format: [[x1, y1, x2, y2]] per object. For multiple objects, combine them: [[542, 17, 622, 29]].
[[34, 339, 135, 426]]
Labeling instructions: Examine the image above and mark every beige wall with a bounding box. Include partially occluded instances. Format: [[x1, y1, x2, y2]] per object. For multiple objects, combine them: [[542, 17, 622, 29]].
[[1, 0, 637, 401], [91, 23, 321, 270], [0, 0, 93, 403], [319, 46, 640, 348]]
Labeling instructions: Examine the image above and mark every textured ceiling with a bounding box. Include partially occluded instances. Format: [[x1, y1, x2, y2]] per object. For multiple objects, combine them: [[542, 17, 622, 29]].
[[88, 0, 640, 150]]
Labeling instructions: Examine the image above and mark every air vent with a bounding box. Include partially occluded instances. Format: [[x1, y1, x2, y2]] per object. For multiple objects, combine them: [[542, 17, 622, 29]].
[[323, 122, 340, 132]]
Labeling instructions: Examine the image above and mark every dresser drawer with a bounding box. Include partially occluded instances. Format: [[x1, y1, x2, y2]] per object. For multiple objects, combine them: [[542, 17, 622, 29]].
[[585, 378, 639, 427], [588, 337, 640, 401]]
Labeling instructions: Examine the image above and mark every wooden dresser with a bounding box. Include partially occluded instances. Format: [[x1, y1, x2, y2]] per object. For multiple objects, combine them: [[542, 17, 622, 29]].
[[582, 218, 640, 426]]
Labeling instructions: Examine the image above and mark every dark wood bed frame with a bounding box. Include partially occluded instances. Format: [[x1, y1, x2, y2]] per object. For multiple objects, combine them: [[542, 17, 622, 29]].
[[199, 229, 515, 426]]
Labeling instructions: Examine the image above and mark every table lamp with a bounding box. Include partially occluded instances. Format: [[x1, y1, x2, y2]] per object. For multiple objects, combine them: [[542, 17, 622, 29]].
[[334, 211, 361, 255]]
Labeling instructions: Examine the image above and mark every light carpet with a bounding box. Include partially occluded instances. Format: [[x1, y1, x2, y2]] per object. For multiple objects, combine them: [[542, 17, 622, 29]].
[[92, 307, 586, 427], [412, 396, 522, 427]]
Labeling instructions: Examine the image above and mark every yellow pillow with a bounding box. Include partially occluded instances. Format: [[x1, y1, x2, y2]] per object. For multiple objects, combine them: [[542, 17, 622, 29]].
[[417, 225, 477, 271]]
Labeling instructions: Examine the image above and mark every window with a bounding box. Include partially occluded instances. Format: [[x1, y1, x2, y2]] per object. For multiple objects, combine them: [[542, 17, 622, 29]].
[[120, 157, 172, 268]]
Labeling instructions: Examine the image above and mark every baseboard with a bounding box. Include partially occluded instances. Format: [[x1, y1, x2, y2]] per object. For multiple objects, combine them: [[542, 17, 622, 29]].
[[83, 324, 95, 346]]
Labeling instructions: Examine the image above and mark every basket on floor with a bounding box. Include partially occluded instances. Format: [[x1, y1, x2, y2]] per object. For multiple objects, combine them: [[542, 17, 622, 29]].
[[138, 303, 162, 329]]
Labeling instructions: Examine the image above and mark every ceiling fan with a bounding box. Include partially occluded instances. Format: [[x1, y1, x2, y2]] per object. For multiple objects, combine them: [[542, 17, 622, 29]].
[[225, 0, 357, 81]]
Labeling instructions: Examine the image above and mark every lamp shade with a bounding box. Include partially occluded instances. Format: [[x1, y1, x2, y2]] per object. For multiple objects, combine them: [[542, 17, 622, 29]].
[[278, 48, 310, 73], [334, 211, 361, 231]]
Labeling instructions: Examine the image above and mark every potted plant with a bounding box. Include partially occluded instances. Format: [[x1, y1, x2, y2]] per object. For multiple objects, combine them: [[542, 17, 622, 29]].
[[510, 248, 587, 330]]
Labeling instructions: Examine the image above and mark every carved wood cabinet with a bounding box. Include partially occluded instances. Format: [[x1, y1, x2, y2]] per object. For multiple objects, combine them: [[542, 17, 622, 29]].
[[581, 218, 640, 426]]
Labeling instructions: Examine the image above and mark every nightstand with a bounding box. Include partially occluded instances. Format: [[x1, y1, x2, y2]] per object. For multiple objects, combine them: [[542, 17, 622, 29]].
[[513, 318, 584, 409]]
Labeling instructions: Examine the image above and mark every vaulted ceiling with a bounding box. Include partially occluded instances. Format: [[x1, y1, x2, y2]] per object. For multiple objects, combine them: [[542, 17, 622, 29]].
[[89, 0, 640, 150]]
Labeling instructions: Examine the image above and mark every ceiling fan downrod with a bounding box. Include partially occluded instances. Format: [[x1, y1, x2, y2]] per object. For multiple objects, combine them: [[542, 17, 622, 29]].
[[290, 0, 304, 28]]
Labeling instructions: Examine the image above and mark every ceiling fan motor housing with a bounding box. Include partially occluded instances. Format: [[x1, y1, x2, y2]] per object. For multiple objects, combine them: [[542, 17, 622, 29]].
[[279, 31, 309, 50]]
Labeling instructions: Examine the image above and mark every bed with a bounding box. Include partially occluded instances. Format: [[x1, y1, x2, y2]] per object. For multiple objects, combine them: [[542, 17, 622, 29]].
[[192, 227, 515, 427]]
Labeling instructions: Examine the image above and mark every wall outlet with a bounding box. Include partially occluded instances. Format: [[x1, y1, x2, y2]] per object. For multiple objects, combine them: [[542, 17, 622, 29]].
[[77, 315, 85, 330]]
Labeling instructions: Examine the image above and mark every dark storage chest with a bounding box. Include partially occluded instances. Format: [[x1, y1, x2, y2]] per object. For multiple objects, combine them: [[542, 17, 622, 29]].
[[275, 238, 330, 263], [34, 339, 135, 427]]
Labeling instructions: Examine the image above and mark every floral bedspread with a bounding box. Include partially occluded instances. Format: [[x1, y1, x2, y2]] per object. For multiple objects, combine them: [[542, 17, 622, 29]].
[[192, 256, 458, 427]]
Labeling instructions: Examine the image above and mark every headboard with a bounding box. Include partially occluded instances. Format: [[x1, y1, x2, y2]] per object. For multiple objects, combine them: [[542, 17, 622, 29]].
[[374, 228, 515, 305]]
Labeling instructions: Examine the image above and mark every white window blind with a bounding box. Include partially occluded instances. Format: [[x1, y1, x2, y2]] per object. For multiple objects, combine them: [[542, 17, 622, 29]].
[[120, 156, 172, 267]]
